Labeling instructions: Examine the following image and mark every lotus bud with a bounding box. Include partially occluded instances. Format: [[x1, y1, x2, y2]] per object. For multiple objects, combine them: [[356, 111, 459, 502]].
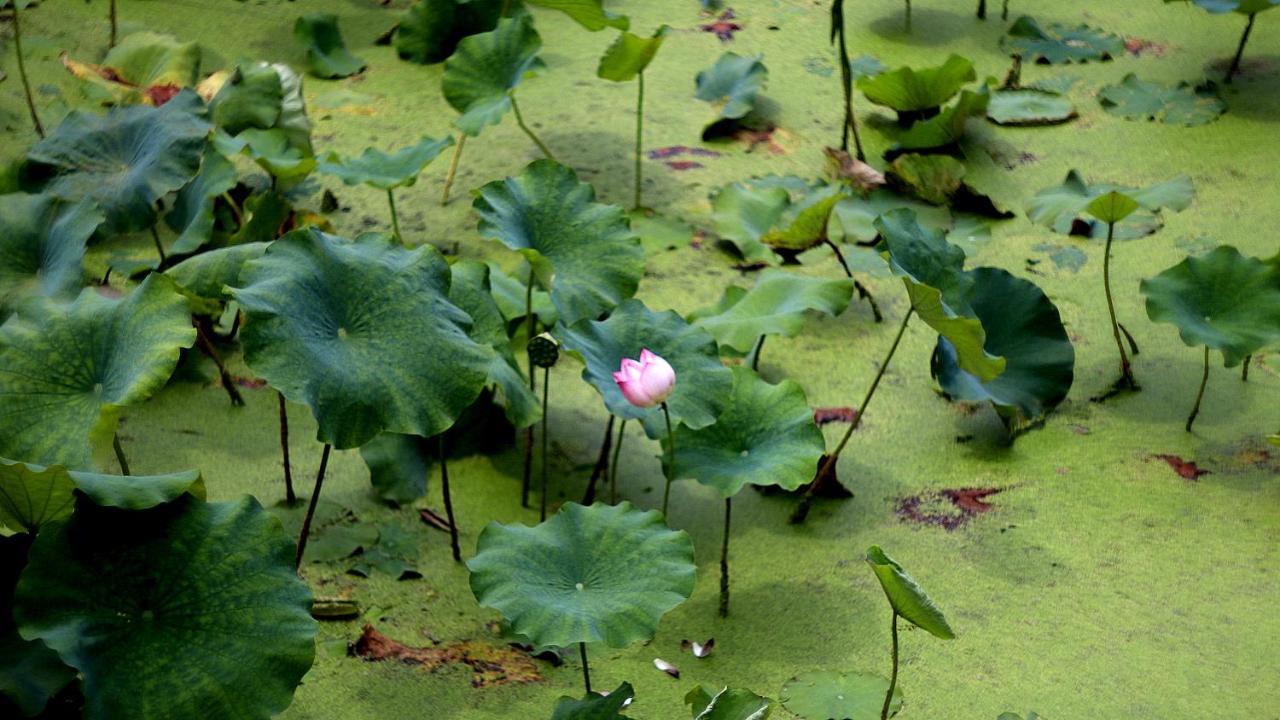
[[612, 348, 675, 408]]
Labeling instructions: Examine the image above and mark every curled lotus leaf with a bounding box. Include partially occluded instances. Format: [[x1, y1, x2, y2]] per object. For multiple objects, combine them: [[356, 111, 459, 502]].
[[695, 52, 768, 120], [857, 54, 976, 115], [866, 545, 956, 638], [443, 15, 546, 136], [689, 269, 854, 354], [395, 0, 504, 65], [294, 14, 366, 79], [597, 26, 668, 82], [0, 193, 101, 320], [318, 136, 455, 191], [61, 31, 201, 106], [551, 682, 634, 719], [526, 0, 629, 31], [1027, 170, 1194, 240]]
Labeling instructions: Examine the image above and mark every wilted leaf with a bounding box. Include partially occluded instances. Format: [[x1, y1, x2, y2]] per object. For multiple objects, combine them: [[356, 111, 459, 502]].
[[61, 31, 200, 106]]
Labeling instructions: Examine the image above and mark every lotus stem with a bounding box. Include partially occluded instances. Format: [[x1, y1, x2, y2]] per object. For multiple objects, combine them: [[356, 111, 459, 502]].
[[610, 419, 627, 504], [579, 642, 592, 695], [521, 269, 536, 508], [509, 92, 557, 161], [278, 391, 296, 505], [294, 443, 332, 569], [221, 192, 244, 228], [539, 365, 551, 522], [1102, 221, 1137, 390], [1187, 346, 1211, 433], [441, 133, 466, 205], [832, 0, 866, 160], [440, 434, 462, 562], [904, 0, 912, 32], [660, 402, 675, 517], [1227, 13, 1257, 84], [748, 335, 765, 371], [1002, 0, 1010, 20], [719, 497, 731, 618], [386, 190, 401, 242], [792, 307, 913, 524], [10, 2, 44, 138], [194, 321, 244, 406], [109, 0, 118, 47], [112, 432, 131, 475], [1242, 356, 1251, 381], [826, 239, 882, 322], [150, 226, 167, 264], [977, 0, 986, 19], [581, 415, 614, 505], [880, 612, 900, 720], [634, 71, 646, 210]]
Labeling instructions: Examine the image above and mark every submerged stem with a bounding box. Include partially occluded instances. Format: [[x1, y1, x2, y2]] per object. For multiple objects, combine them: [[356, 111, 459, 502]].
[[881, 613, 900, 720], [579, 642, 592, 695], [113, 432, 131, 475], [660, 402, 675, 517], [1227, 13, 1257, 84], [278, 391, 296, 505], [1102, 221, 1136, 389], [719, 497, 731, 618], [387, 189, 401, 241], [1186, 346, 1211, 433], [441, 434, 461, 562], [634, 72, 645, 210], [610, 419, 627, 504], [441, 133, 467, 205], [294, 443, 332, 569], [540, 366, 550, 522], [11, 4, 45, 138], [509, 93, 557, 161]]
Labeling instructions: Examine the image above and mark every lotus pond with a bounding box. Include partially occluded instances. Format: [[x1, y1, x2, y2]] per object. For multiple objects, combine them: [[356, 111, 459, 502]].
[[1, 0, 1278, 719]]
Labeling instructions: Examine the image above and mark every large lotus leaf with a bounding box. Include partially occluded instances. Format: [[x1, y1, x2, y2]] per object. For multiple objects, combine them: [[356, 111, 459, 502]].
[[896, 86, 990, 151], [62, 31, 201, 106], [449, 259, 540, 428], [164, 150, 237, 255], [710, 182, 789, 264], [551, 682, 634, 719], [0, 459, 74, 533], [442, 15, 546, 136], [165, 242, 269, 303], [866, 545, 955, 638], [209, 63, 314, 175], [208, 63, 284, 135], [876, 210, 1005, 382], [485, 260, 558, 327], [214, 128, 316, 183], [394, 0, 504, 65], [597, 25, 668, 82], [1098, 74, 1225, 127], [526, 0, 629, 30], [1027, 170, 1194, 240], [666, 367, 824, 498], [987, 88, 1076, 126], [1, 533, 75, 718], [0, 193, 101, 319], [932, 268, 1075, 423], [468, 502, 695, 648], [857, 54, 975, 113], [1000, 16, 1124, 64], [780, 671, 901, 720], [67, 468, 205, 510], [0, 275, 195, 469], [686, 686, 772, 720], [1166, 0, 1280, 13], [359, 432, 431, 505], [318, 136, 454, 191], [556, 299, 734, 438], [761, 189, 844, 254], [294, 14, 366, 79], [1140, 246, 1280, 367], [232, 229, 493, 449], [695, 53, 767, 120], [25, 90, 210, 235], [13, 494, 317, 720], [474, 160, 643, 326], [831, 188, 950, 244], [689, 269, 853, 353]]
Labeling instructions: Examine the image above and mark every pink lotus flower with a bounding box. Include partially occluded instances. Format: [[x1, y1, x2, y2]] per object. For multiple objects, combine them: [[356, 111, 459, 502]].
[[612, 348, 676, 408]]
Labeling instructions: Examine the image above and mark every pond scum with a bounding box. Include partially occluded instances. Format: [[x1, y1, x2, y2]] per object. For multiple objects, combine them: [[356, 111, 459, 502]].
[[0, 1, 1278, 719]]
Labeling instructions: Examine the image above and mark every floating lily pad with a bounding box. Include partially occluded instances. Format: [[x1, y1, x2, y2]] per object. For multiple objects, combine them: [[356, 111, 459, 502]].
[[474, 159, 643, 326], [598, 26, 668, 81], [62, 31, 201, 106], [781, 671, 901, 720], [551, 682, 634, 719], [1027, 170, 1194, 240], [866, 545, 956, 638], [0, 275, 195, 469], [294, 14, 366, 79], [318, 136, 454, 190], [1001, 16, 1124, 64], [689, 269, 853, 353], [231, 229, 493, 449], [988, 88, 1077, 126], [685, 685, 773, 719], [1098, 74, 1225, 126], [0, 193, 100, 319], [556, 299, 733, 438], [695, 52, 767, 121], [857, 54, 975, 118], [667, 367, 825, 497], [395, 0, 504, 65], [932, 267, 1075, 424], [468, 502, 695, 648], [630, 210, 693, 254], [13, 494, 317, 720], [443, 15, 546, 136]]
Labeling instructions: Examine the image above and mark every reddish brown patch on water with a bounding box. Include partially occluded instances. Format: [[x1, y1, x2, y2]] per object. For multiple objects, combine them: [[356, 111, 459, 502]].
[[648, 146, 720, 159], [814, 407, 857, 425], [700, 10, 742, 42], [896, 487, 1003, 530], [352, 625, 542, 687], [1125, 37, 1170, 57], [1151, 454, 1211, 480], [665, 160, 704, 171]]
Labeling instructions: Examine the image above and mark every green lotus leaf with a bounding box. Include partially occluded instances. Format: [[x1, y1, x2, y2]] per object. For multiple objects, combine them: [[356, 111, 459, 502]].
[[226, 190, 294, 245], [780, 671, 901, 720], [449, 259, 540, 428], [468, 501, 695, 648], [987, 88, 1076, 126], [1001, 16, 1124, 64], [1098, 74, 1225, 127], [1, 533, 75, 717], [831, 188, 951, 244], [443, 15, 546, 136], [13, 493, 317, 720], [556, 299, 733, 438], [209, 63, 284, 136], [61, 31, 201, 106], [997, 713, 1044, 720], [484, 260, 558, 327], [318, 136, 454, 191], [1027, 170, 1194, 240], [294, 14, 366, 79], [630, 210, 693, 254], [552, 682, 634, 719], [1166, 0, 1280, 14], [347, 522, 421, 578], [527, 0, 628, 30], [931, 267, 1075, 424], [214, 128, 316, 183], [1140, 245, 1280, 367], [209, 63, 314, 182], [666, 366, 824, 497], [689, 269, 854, 353], [710, 182, 789, 264], [394, 0, 503, 65], [1086, 190, 1140, 225], [695, 52, 767, 120], [761, 188, 844, 254], [0, 193, 101, 319], [304, 522, 380, 563], [857, 54, 975, 115], [165, 242, 269, 303], [25, 90, 210, 235], [896, 85, 990, 151], [0, 274, 196, 469], [686, 685, 772, 720], [876, 209, 1006, 382], [866, 545, 955, 638], [886, 153, 969, 205], [474, 159, 643, 326], [359, 433, 430, 505], [66, 468, 205, 510], [0, 458, 75, 533], [231, 229, 493, 449], [597, 26, 668, 82], [164, 149, 237, 255]]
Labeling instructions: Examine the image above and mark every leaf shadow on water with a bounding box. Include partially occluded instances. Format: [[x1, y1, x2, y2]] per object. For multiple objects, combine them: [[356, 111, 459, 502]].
[[1213, 55, 1280, 122], [866, 7, 976, 48], [538, 128, 690, 210]]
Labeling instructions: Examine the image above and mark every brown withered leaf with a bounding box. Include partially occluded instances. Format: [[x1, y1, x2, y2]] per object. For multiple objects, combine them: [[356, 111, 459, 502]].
[[825, 147, 886, 193], [352, 625, 543, 687]]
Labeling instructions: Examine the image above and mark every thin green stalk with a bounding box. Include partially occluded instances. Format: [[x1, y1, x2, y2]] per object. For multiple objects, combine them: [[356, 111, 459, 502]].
[[294, 443, 332, 569], [441, 133, 466, 205], [539, 365, 550, 522], [278, 391, 296, 505], [826, 239, 882, 322], [634, 72, 646, 209], [832, 0, 865, 160], [150, 226, 167, 263], [881, 613, 899, 720], [1227, 13, 1257, 84], [440, 434, 461, 562], [387, 189, 401, 241], [609, 419, 627, 504], [1002, 0, 1010, 20], [579, 642, 592, 695], [1102, 221, 1136, 388], [660, 402, 675, 516], [509, 93, 557, 161], [1186, 346, 1211, 433], [11, 2, 44, 138], [1242, 356, 1251, 381], [113, 432, 131, 475], [109, 0, 118, 47], [905, 0, 912, 32], [719, 497, 731, 618], [748, 335, 766, 371]]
